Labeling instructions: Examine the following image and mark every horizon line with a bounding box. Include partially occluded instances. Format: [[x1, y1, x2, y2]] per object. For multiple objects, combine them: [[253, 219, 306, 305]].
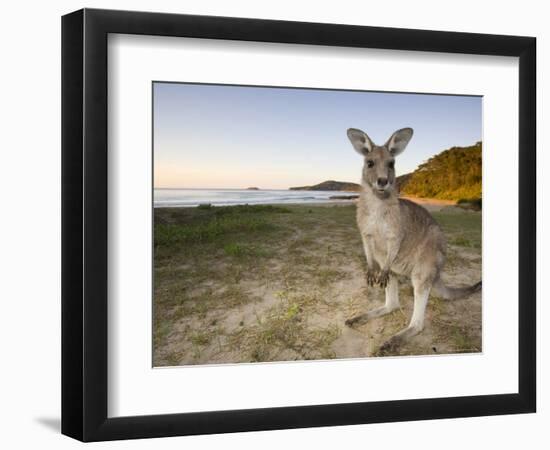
[[153, 186, 339, 190]]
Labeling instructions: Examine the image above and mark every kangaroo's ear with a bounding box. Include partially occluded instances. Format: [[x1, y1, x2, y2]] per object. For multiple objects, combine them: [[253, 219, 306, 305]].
[[347, 128, 374, 156], [385, 128, 413, 156]]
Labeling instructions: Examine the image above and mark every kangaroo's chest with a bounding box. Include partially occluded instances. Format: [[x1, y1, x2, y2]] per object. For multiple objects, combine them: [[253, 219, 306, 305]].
[[358, 206, 399, 236], [357, 203, 401, 260]]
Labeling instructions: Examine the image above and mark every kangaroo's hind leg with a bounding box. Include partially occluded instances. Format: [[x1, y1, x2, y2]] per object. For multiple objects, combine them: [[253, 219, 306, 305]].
[[378, 270, 434, 353], [345, 275, 399, 327]]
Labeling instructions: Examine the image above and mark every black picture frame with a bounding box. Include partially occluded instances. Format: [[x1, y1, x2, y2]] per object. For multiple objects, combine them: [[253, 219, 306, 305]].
[[61, 8, 536, 442]]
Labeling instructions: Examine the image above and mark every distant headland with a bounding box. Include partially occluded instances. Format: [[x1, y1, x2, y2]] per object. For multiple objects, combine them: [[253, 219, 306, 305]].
[[289, 180, 361, 192]]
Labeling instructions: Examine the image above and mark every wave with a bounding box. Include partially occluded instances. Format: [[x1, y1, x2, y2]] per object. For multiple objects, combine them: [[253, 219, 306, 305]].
[[153, 189, 355, 207]]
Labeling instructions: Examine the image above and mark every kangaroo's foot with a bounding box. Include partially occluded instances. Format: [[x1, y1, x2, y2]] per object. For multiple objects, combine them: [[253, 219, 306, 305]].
[[376, 325, 422, 355], [366, 268, 378, 287], [345, 305, 398, 327], [345, 313, 369, 327]]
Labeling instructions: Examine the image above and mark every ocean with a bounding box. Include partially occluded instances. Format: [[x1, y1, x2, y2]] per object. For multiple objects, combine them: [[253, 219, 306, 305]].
[[154, 188, 357, 208]]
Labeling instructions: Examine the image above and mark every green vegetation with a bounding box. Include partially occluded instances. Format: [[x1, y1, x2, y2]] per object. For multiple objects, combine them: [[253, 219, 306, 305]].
[[432, 210, 482, 249], [457, 198, 482, 211], [289, 180, 360, 191], [401, 142, 482, 201], [155, 204, 291, 247]]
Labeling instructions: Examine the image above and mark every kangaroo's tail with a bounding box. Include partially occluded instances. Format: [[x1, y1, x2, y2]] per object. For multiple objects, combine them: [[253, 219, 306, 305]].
[[433, 278, 482, 300]]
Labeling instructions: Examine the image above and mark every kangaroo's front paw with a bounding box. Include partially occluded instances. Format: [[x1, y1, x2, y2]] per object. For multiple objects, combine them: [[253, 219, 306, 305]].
[[377, 269, 390, 288], [366, 268, 377, 287]]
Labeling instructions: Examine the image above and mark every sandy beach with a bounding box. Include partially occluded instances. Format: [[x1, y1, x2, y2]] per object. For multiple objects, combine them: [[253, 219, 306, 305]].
[[153, 200, 481, 366], [400, 196, 457, 211]]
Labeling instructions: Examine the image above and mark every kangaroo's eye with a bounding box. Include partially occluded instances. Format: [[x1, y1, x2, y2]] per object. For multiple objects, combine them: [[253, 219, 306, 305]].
[[366, 160, 374, 168], [388, 160, 395, 169]]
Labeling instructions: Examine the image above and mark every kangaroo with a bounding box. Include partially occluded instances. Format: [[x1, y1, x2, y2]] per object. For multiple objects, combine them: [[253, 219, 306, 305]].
[[344, 127, 481, 353]]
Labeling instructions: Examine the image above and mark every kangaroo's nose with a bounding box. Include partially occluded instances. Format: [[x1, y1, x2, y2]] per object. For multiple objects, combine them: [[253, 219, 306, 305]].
[[377, 177, 388, 187]]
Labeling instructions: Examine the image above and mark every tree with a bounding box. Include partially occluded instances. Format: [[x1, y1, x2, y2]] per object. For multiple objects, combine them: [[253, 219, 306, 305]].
[[400, 142, 482, 201]]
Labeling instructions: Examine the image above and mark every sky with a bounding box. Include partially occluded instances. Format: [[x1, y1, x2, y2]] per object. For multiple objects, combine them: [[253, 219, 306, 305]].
[[153, 82, 482, 189]]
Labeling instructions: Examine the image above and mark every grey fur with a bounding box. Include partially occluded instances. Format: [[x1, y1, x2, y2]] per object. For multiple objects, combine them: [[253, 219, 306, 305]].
[[345, 127, 482, 352]]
